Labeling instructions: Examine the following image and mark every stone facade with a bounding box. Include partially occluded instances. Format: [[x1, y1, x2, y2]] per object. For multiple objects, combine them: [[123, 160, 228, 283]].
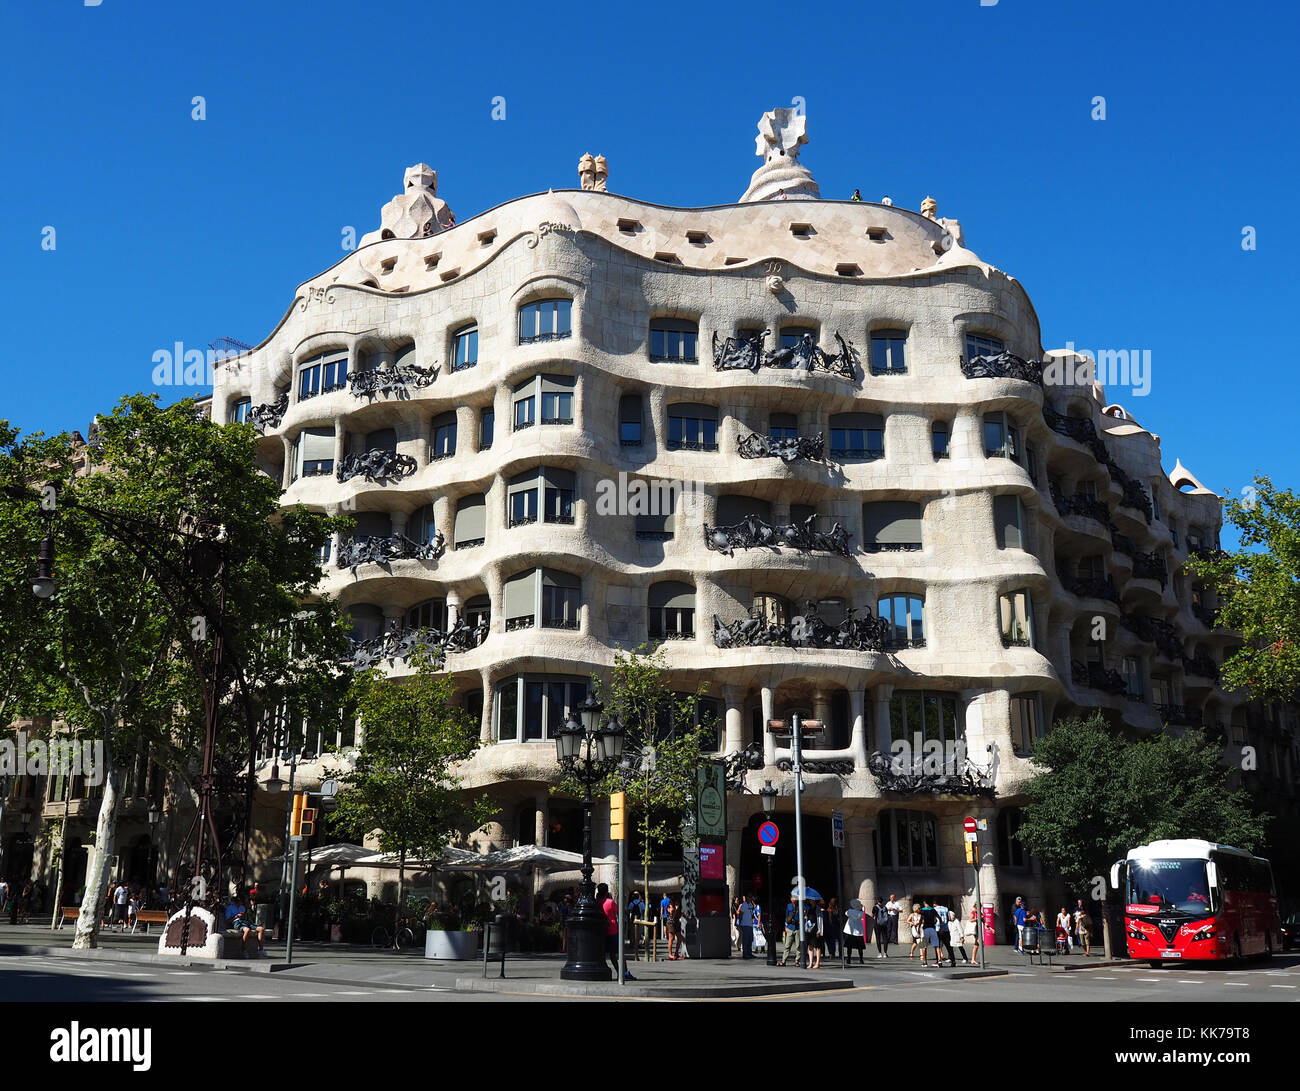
[[194, 111, 1297, 928]]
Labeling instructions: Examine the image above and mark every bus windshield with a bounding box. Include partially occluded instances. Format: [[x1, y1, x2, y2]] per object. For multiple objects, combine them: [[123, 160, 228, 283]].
[[1127, 858, 1214, 913]]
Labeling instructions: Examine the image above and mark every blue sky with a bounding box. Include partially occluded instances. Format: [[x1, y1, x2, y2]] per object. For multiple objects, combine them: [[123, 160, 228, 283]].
[[3, 0, 1296, 517]]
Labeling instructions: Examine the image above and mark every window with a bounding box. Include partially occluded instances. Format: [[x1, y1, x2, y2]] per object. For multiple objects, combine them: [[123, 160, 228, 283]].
[[878, 809, 940, 870], [769, 412, 798, 442], [293, 427, 335, 481], [878, 593, 925, 648], [479, 407, 494, 450], [495, 675, 587, 742], [1151, 488, 1161, 523], [751, 593, 790, 628], [780, 326, 817, 349], [508, 475, 538, 527], [509, 467, 576, 527], [887, 691, 962, 753], [503, 567, 582, 630], [297, 351, 349, 401], [1151, 676, 1172, 708], [717, 495, 773, 527], [344, 604, 384, 644], [993, 495, 1023, 550], [405, 597, 447, 633], [965, 333, 1004, 360], [1025, 446, 1039, 484], [545, 477, 575, 523], [999, 589, 1034, 647], [634, 481, 677, 540], [862, 500, 923, 552], [1168, 519, 1179, 548], [931, 421, 950, 459], [1122, 657, 1143, 699], [515, 394, 535, 431], [462, 595, 490, 631], [430, 412, 457, 461], [667, 403, 718, 451], [997, 808, 1030, 867], [830, 412, 884, 459], [1011, 695, 1044, 755], [519, 299, 571, 343], [649, 581, 695, 640], [619, 394, 643, 446], [649, 318, 699, 362], [453, 493, 486, 549], [408, 504, 440, 549], [541, 391, 573, 425], [452, 324, 478, 370], [228, 398, 251, 424], [870, 329, 907, 374], [983, 412, 1020, 462]]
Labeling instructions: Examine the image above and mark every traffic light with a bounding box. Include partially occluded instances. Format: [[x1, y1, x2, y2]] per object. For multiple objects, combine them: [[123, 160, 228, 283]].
[[300, 806, 316, 837], [965, 840, 976, 865], [290, 792, 306, 837], [609, 791, 626, 841]]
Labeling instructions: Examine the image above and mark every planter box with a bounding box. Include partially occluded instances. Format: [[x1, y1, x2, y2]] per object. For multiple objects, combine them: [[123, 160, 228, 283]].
[[425, 929, 477, 960]]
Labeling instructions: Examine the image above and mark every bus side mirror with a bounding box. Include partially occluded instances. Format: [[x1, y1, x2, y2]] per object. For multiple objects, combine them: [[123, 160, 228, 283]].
[[1205, 861, 1218, 893], [1109, 862, 1121, 890]]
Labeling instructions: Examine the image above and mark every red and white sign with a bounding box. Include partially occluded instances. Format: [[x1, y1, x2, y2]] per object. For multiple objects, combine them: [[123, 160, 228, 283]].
[[1126, 903, 1161, 915], [963, 817, 977, 833]]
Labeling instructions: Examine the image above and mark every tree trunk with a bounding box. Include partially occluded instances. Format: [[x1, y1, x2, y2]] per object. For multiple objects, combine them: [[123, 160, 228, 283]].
[[73, 751, 121, 950], [395, 848, 406, 946]]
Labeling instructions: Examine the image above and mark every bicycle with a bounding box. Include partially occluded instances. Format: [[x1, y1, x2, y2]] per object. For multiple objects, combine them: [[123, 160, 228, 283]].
[[370, 913, 426, 950]]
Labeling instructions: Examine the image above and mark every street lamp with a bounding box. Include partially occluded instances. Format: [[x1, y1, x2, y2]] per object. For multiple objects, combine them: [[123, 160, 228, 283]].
[[759, 780, 778, 965], [31, 534, 56, 599], [554, 694, 623, 981]]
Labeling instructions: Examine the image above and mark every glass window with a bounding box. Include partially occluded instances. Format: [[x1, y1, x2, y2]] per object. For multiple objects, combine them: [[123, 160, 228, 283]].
[[297, 352, 349, 402], [931, 421, 949, 458], [649, 319, 699, 362], [430, 413, 456, 460], [966, 333, 1005, 360], [619, 394, 643, 446], [479, 408, 494, 450], [780, 326, 817, 349], [649, 581, 695, 640], [542, 585, 581, 629], [769, 413, 798, 442], [541, 391, 573, 424], [870, 330, 907, 374], [829, 413, 884, 459], [667, 405, 718, 451], [452, 325, 478, 370], [509, 488, 538, 526], [514, 396, 535, 431], [983, 412, 1021, 462], [997, 808, 1029, 867], [1123, 657, 1143, 699], [519, 299, 572, 343], [862, 500, 923, 552], [1011, 695, 1043, 754], [545, 484, 575, 523], [878, 594, 925, 648], [879, 809, 940, 870], [228, 398, 251, 424], [999, 589, 1034, 647]]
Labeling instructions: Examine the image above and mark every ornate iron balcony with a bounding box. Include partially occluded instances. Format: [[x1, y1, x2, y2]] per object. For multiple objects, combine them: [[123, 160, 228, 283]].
[[713, 603, 892, 652], [1121, 612, 1183, 658], [1131, 551, 1169, 588], [1192, 603, 1218, 628], [737, 431, 826, 463], [449, 358, 477, 373], [540, 416, 573, 426], [959, 351, 1044, 385], [454, 537, 484, 550], [1182, 651, 1220, 681], [713, 330, 856, 380], [712, 331, 765, 373], [1111, 532, 1138, 558], [249, 393, 288, 432], [504, 616, 534, 631], [703, 514, 852, 557], [346, 617, 486, 672], [1061, 572, 1120, 602], [336, 448, 418, 485], [349, 361, 437, 399], [336, 531, 446, 573], [1156, 703, 1198, 726], [520, 331, 570, 345], [1051, 485, 1113, 526], [508, 515, 538, 528], [865, 748, 998, 798], [542, 617, 580, 630], [1072, 660, 1128, 695]]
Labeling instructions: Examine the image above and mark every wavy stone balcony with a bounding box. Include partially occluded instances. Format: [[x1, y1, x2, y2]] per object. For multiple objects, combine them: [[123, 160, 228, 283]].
[[1060, 572, 1120, 603], [1192, 603, 1219, 629]]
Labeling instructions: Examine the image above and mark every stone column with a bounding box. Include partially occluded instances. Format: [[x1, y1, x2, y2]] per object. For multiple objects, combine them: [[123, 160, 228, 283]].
[[844, 814, 877, 910], [723, 686, 744, 755], [535, 794, 547, 847], [647, 386, 667, 458], [761, 685, 776, 765], [479, 667, 494, 744], [849, 686, 868, 769], [970, 802, 1001, 943], [952, 405, 984, 461], [446, 588, 463, 627], [871, 683, 894, 754]]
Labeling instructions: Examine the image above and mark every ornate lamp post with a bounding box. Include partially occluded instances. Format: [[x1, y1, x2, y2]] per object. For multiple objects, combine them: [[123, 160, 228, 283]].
[[555, 693, 623, 981], [759, 779, 778, 966]]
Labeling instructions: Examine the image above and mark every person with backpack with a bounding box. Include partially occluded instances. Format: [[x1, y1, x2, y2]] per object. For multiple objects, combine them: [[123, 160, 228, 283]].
[[842, 898, 867, 964], [872, 897, 891, 958], [919, 898, 941, 967], [779, 892, 801, 966]]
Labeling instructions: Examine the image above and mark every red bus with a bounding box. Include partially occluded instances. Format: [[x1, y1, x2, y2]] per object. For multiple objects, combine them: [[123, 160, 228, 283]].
[[1111, 839, 1280, 965]]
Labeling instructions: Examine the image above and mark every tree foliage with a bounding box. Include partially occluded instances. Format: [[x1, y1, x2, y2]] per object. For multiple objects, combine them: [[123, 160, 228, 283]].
[[1186, 475, 1300, 704], [1016, 714, 1268, 892]]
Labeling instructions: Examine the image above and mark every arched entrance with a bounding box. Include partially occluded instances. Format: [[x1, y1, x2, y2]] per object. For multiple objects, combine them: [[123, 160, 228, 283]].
[[738, 811, 837, 913]]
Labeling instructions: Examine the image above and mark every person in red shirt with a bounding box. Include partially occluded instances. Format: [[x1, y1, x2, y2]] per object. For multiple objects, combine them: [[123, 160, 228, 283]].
[[597, 883, 635, 981]]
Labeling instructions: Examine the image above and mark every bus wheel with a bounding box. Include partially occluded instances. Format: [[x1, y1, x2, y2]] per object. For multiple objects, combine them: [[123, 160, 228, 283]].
[[1148, 960, 1162, 969]]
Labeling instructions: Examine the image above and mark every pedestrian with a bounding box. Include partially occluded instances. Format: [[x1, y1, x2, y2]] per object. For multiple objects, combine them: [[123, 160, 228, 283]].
[[936, 904, 955, 966], [224, 888, 266, 958], [753, 901, 767, 955], [1074, 901, 1093, 956], [907, 902, 923, 960], [659, 890, 672, 950], [949, 911, 972, 964], [559, 893, 573, 953], [113, 881, 129, 931], [850, 188, 862, 202], [919, 899, 940, 967], [824, 897, 842, 960], [0, 876, 8, 920], [1012, 896, 1027, 953], [873, 897, 891, 958], [731, 896, 742, 951], [842, 898, 867, 964], [885, 893, 902, 944], [20, 880, 34, 924], [626, 889, 645, 958], [1055, 907, 1072, 955], [737, 894, 756, 959], [597, 883, 634, 980], [779, 892, 800, 966], [673, 900, 690, 959], [806, 899, 824, 970]]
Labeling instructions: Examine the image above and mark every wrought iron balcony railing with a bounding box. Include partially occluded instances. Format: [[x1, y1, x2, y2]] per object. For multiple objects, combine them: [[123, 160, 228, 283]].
[[345, 616, 487, 671], [349, 361, 437, 399], [1131, 551, 1169, 588], [713, 330, 856, 380], [704, 514, 852, 557], [865, 748, 998, 797], [1182, 651, 1220, 681], [1060, 572, 1120, 602], [336, 531, 446, 572], [1051, 485, 1113, 527], [713, 603, 892, 652], [1072, 660, 1128, 695], [736, 431, 826, 463], [336, 448, 419, 485], [1156, 703, 1198, 726], [249, 393, 288, 432], [1121, 612, 1183, 659], [504, 616, 534, 631], [959, 351, 1044, 385], [1192, 603, 1219, 628]]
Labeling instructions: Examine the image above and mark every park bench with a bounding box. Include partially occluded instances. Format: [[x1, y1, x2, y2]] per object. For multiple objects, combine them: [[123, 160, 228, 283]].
[[131, 909, 169, 935]]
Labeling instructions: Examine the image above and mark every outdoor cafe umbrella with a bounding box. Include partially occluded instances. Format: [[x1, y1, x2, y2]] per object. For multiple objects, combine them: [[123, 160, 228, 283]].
[[791, 885, 824, 901]]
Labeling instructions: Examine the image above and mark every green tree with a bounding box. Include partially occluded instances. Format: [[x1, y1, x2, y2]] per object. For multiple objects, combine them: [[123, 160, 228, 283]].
[[557, 646, 714, 874], [1186, 476, 1300, 704], [332, 658, 494, 941], [1016, 714, 1267, 930], [1, 394, 351, 948]]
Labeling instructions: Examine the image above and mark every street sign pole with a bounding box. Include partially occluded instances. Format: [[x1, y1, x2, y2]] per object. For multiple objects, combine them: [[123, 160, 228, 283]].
[[618, 832, 626, 986], [792, 713, 806, 970], [963, 816, 985, 969], [285, 836, 301, 966]]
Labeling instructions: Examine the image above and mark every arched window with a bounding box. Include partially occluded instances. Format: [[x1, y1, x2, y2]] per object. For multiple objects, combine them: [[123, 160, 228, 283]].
[[878, 593, 925, 648], [452, 324, 478, 371], [878, 809, 940, 870], [519, 299, 571, 344], [297, 350, 349, 402]]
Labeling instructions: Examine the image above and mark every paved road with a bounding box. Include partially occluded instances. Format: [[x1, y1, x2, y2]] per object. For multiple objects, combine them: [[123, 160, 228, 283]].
[[2, 949, 1298, 1003]]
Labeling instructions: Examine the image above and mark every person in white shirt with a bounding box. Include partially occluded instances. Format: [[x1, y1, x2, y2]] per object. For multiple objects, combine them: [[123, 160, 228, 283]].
[[948, 911, 972, 964], [885, 894, 902, 944], [113, 882, 129, 931], [842, 898, 867, 964]]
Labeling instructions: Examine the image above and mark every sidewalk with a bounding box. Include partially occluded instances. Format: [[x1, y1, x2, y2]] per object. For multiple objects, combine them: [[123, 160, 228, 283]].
[[1, 922, 1121, 996]]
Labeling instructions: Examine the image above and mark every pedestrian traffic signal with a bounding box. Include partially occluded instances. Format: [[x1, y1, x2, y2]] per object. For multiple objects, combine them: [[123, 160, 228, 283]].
[[964, 840, 976, 865], [610, 791, 626, 841], [290, 792, 306, 837], [300, 807, 316, 837]]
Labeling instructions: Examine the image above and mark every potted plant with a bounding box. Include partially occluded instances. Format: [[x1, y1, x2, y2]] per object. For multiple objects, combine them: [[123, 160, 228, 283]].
[[424, 906, 477, 960]]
